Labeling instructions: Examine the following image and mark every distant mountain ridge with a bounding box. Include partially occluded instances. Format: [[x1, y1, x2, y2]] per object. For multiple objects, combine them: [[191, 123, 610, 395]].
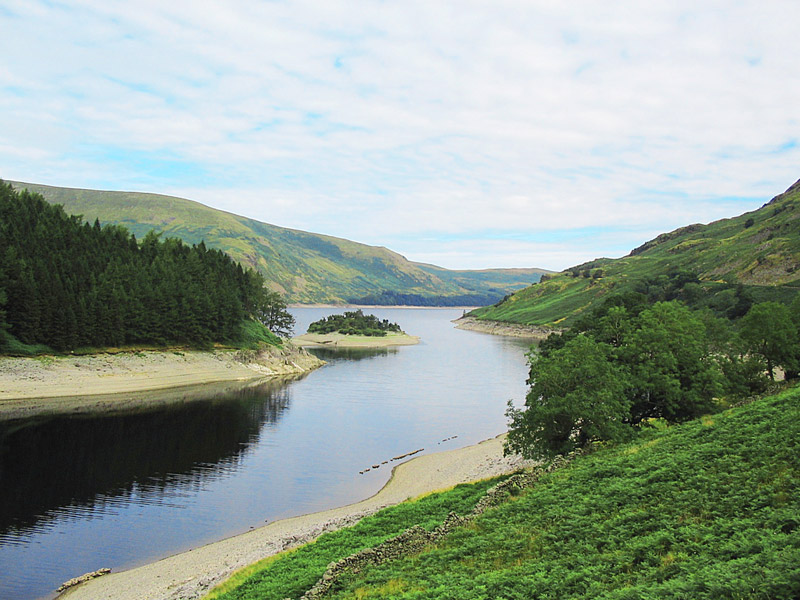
[[8, 181, 549, 305], [469, 178, 800, 327]]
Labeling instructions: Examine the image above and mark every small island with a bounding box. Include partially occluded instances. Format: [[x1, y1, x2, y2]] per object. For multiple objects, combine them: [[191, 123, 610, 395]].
[[292, 310, 420, 348]]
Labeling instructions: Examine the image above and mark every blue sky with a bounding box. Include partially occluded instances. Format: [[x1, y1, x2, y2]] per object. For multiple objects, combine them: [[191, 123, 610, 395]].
[[1, 1, 799, 270]]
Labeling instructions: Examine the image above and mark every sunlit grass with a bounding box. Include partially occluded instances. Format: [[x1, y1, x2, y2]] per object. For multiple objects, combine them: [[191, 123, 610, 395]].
[[326, 386, 800, 600], [204, 477, 505, 600]]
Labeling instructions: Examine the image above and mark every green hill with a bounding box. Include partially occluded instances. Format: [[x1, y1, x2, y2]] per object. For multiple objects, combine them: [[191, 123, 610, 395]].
[[7, 181, 548, 305], [470, 178, 800, 327], [323, 387, 800, 600], [207, 386, 800, 600]]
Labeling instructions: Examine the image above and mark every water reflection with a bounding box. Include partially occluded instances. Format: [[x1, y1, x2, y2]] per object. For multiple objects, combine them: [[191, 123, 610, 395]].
[[0, 309, 532, 600], [307, 346, 396, 362], [0, 378, 292, 538]]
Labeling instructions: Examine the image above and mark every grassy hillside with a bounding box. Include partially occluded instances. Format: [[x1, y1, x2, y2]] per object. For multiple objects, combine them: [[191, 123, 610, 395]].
[[470, 178, 800, 326], [206, 477, 505, 600], [8, 181, 546, 305], [206, 386, 800, 600], [415, 263, 551, 292]]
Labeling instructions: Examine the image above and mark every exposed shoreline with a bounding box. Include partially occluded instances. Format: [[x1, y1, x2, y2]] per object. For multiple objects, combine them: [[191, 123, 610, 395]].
[[0, 344, 324, 421], [291, 331, 420, 348], [453, 316, 558, 339], [58, 434, 533, 600]]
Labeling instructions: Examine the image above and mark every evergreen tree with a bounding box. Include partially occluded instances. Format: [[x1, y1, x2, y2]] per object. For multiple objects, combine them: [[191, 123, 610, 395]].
[[0, 264, 8, 349], [0, 180, 293, 352]]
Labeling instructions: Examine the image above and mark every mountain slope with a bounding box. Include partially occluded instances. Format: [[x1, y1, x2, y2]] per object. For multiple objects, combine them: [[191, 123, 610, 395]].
[[8, 181, 548, 305], [470, 178, 800, 326]]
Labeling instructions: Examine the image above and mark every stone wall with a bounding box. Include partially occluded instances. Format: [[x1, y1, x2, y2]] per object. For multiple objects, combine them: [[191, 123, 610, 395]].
[[294, 447, 590, 600]]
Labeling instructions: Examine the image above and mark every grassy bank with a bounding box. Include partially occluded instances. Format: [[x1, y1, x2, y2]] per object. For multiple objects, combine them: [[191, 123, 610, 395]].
[[1, 318, 282, 358], [209, 386, 800, 600], [326, 387, 800, 599], [205, 477, 505, 600]]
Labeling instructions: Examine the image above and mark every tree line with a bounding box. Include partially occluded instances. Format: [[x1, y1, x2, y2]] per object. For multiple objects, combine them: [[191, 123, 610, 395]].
[[507, 291, 800, 459], [0, 181, 293, 352]]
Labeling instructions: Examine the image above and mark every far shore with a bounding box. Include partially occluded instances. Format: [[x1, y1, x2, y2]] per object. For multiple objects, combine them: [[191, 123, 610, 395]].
[[292, 331, 420, 348], [0, 345, 324, 420], [59, 433, 534, 600]]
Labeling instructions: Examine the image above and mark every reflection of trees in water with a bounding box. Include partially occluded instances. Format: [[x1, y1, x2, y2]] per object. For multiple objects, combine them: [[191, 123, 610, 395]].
[[0, 379, 293, 538], [308, 347, 396, 362]]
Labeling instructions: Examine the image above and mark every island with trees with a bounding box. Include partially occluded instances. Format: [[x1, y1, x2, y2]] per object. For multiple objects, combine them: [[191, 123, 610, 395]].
[[292, 309, 420, 348]]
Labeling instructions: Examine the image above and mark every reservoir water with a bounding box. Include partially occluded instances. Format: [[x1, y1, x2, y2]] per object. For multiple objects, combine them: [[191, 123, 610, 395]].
[[0, 308, 533, 600]]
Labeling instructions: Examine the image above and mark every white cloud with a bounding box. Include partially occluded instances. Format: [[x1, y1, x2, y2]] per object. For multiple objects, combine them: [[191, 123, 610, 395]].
[[1, 0, 799, 269]]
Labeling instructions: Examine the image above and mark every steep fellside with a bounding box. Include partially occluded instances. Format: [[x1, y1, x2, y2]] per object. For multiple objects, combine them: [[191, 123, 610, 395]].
[[469, 178, 800, 327], [8, 181, 547, 305]]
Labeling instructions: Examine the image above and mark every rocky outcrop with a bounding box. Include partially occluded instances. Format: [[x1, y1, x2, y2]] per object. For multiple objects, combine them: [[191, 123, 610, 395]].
[[236, 342, 325, 376], [0, 344, 324, 421], [57, 569, 111, 593]]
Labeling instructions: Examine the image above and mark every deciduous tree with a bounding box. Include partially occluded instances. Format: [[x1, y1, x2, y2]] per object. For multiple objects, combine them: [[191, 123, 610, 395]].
[[254, 289, 295, 337], [506, 335, 631, 459], [739, 301, 799, 380], [621, 302, 721, 423]]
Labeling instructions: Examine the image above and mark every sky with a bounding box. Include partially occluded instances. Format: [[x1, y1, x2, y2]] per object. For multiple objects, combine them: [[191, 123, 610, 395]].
[[1, 1, 799, 271]]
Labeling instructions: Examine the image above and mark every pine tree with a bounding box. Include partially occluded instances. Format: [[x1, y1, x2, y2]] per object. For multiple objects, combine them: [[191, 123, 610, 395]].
[[0, 180, 292, 352]]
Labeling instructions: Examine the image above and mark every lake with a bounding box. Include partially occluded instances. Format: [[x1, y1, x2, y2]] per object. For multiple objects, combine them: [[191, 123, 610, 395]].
[[0, 308, 534, 600]]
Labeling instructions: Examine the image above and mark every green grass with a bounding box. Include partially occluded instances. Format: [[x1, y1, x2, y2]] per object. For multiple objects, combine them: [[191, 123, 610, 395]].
[[472, 180, 800, 326], [233, 319, 283, 349], [475, 276, 599, 326], [324, 387, 800, 600], [0, 330, 53, 355], [204, 388, 799, 600], [204, 477, 506, 600]]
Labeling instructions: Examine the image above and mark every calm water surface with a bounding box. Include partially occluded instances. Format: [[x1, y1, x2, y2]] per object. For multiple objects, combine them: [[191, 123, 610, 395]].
[[0, 308, 533, 600]]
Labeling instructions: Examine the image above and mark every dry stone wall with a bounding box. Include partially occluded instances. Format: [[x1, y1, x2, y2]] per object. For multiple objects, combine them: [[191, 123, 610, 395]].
[[294, 447, 590, 600]]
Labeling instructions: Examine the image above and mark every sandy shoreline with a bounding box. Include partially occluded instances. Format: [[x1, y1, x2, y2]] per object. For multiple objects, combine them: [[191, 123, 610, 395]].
[[291, 332, 420, 348], [59, 434, 532, 600], [0, 345, 324, 420]]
